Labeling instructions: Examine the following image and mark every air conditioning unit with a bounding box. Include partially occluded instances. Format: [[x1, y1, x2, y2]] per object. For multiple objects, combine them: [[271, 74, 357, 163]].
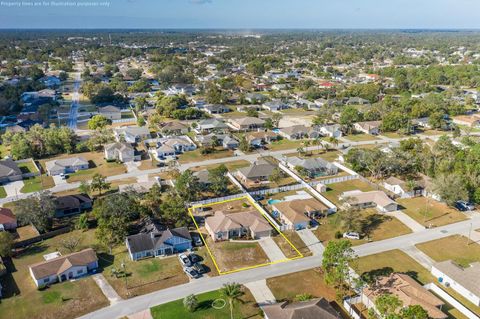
[[445, 282, 451, 288]]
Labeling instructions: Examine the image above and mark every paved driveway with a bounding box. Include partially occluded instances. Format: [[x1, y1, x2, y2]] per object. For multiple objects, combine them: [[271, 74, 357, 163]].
[[4, 180, 24, 197], [386, 211, 424, 232], [244, 279, 276, 306], [53, 175, 68, 186], [125, 161, 140, 173], [92, 274, 122, 304], [296, 228, 324, 255], [258, 237, 287, 262], [401, 246, 435, 270]]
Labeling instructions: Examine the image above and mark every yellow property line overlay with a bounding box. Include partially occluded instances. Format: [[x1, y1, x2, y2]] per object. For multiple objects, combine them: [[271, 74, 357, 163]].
[[189, 195, 305, 275]]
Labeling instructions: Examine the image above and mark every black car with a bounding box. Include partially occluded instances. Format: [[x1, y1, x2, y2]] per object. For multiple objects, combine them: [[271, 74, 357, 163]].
[[192, 263, 206, 274], [189, 254, 200, 264], [455, 201, 475, 212]]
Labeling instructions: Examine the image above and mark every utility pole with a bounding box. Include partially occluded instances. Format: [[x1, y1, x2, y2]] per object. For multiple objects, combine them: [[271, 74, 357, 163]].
[[468, 222, 473, 246]]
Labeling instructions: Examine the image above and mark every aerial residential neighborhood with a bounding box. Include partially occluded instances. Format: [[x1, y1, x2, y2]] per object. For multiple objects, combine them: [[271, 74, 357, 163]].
[[1, 2, 480, 319]]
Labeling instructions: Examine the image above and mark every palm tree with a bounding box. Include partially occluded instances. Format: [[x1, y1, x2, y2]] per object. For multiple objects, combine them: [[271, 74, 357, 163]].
[[295, 293, 313, 302], [296, 147, 305, 156], [303, 140, 311, 155], [328, 136, 339, 149], [183, 294, 198, 312], [220, 282, 244, 319]]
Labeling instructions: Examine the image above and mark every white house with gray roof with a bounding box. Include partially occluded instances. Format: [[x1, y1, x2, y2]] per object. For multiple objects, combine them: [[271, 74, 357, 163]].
[[104, 142, 136, 163], [286, 157, 338, 178], [114, 126, 151, 143], [0, 158, 23, 184], [45, 157, 89, 176]]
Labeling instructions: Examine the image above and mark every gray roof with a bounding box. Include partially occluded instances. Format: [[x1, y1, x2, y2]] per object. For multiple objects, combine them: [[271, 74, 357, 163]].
[[434, 260, 480, 297], [126, 227, 191, 254], [193, 169, 211, 185], [0, 158, 22, 178], [104, 142, 134, 152], [238, 160, 276, 179], [262, 298, 340, 319], [46, 157, 89, 172], [197, 119, 228, 129], [287, 156, 337, 172], [280, 125, 309, 136]]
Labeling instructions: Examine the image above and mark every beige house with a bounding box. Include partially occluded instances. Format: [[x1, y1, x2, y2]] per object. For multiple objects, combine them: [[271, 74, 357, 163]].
[[104, 142, 136, 162], [272, 198, 327, 230], [354, 121, 381, 135], [362, 273, 447, 319], [229, 117, 265, 131], [340, 190, 397, 212], [205, 210, 272, 241], [98, 105, 122, 120], [263, 298, 340, 319], [452, 114, 480, 128]]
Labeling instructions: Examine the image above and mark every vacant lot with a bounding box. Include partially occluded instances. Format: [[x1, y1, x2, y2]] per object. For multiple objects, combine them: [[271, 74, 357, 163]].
[[313, 209, 411, 245], [150, 288, 261, 319], [272, 230, 310, 258], [0, 229, 108, 319], [20, 175, 55, 193], [269, 138, 309, 151], [344, 134, 380, 142], [322, 179, 375, 205], [178, 149, 234, 164], [397, 197, 467, 227], [416, 235, 480, 267], [99, 248, 189, 299], [17, 161, 39, 174]]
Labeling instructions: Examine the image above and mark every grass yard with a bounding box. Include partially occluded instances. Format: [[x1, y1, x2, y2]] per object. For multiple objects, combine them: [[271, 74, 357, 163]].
[[272, 230, 311, 258], [0, 229, 108, 319], [99, 248, 189, 299], [0, 186, 6, 198], [381, 132, 405, 139], [266, 269, 337, 302], [397, 197, 467, 227], [268, 138, 307, 151], [416, 235, 480, 268], [17, 161, 39, 174], [178, 149, 234, 164], [344, 134, 380, 142], [194, 245, 219, 277], [189, 160, 251, 173], [20, 175, 55, 193], [312, 209, 411, 246], [206, 238, 269, 273], [322, 179, 376, 205], [150, 288, 261, 319]]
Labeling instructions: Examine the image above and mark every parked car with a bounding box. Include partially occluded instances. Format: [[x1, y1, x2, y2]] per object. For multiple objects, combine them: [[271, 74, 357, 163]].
[[192, 263, 206, 274], [192, 234, 203, 247], [189, 253, 200, 264], [60, 173, 67, 180], [183, 267, 200, 279], [455, 201, 475, 211], [178, 253, 192, 267], [343, 232, 360, 240]]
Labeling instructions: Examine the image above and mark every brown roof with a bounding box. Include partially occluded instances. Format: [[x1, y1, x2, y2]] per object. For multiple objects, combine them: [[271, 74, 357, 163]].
[[0, 208, 15, 224], [29, 248, 97, 280], [363, 273, 447, 319], [341, 190, 396, 208], [273, 198, 327, 224], [205, 210, 272, 234], [262, 298, 341, 319]]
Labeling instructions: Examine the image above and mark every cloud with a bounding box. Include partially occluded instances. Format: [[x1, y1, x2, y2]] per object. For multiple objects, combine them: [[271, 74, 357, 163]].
[[189, 0, 212, 4]]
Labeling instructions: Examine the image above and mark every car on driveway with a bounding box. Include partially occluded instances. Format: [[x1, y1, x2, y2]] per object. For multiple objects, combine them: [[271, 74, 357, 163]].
[[189, 253, 200, 264], [192, 263, 206, 274], [178, 253, 192, 267], [455, 201, 475, 211], [343, 232, 360, 240], [192, 234, 203, 247], [184, 267, 201, 279]]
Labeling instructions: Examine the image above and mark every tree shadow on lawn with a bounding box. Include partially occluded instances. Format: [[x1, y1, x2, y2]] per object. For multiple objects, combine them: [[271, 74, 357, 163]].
[[360, 267, 421, 285], [360, 214, 388, 237], [15, 243, 49, 259], [0, 273, 20, 298]]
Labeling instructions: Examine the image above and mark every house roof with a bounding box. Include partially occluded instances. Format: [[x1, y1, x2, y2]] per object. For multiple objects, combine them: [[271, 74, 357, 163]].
[[193, 169, 211, 184], [0, 208, 16, 225], [231, 117, 265, 126], [0, 158, 22, 178], [262, 298, 340, 319], [197, 119, 228, 129], [205, 210, 272, 234], [29, 248, 98, 280], [341, 190, 396, 208], [434, 260, 480, 298], [99, 105, 121, 113], [355, 121, 382, 130], [104, 142, 134, 153], [363, 273, 447, 319], [160, 121, 188, 132], [237, 160, 276, 179], [126, 227, 191, 254], [286, 157, 337, 172], [45, 157, 89, 172], [280, 125, 308, 136], [384, 176, 407, 189], [115, 126, 150, 137], [273, 198, 327, 224], [55, 194, 92, 211]]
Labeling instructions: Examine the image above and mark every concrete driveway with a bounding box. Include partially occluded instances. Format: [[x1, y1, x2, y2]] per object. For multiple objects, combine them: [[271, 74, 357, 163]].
[[244, 279, 276, 306], [4, 180, 24, 197], [125, 161, 140, 173], [52, 175, 68, 186], [296, 228, 325, 255], [258, 237, 287, 262], [386, 211, 424, 232]]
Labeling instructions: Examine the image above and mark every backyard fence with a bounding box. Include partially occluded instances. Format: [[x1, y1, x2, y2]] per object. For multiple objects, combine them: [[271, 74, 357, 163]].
[[424, 283, 479, 319], [13, 226, 71, 249], [249, 183, 304, 196], [308, 174, 358, 187], [343, 296, 362, 319], [190, 192, 246, 207]]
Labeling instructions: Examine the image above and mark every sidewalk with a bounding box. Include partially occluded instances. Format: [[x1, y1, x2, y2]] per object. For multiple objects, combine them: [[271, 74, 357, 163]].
[[244, 279, 276, 306], [92, 274, 123, 304]]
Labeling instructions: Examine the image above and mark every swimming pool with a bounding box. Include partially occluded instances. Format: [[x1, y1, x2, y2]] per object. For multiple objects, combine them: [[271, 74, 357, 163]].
[[267, 199, 282, 205]]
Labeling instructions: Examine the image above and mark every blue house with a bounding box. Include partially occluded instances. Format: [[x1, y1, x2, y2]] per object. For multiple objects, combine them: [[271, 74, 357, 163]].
[[126, 227, 192, 261]]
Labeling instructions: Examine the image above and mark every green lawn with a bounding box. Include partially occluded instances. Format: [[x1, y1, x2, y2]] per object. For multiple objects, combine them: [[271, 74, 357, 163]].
[[268, 138, 308, 151], [344, 134, 380, 142], [17, 161, 39, 174], [178, 149, 234, 164], [150, 288, 261, 319], [397, 197, 467, 227], [416, 235, 480, 268], [381, 132, 405, 139], [322, 179, 375, 205], [0, 186, 6, 198], [20, 175, 55, 193]]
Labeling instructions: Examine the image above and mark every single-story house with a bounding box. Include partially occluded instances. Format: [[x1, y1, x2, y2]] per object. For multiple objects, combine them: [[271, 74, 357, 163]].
[[195, 133, 225, 147], [104, 142, 136, 162], [452, 114, 480, 128], [126, 227, 192, 261], [54, 194, 93, 218], [114, 126, 151, 143], [263, 298, 341, 319], [354, 121, 382, 135], [195, 119, 228, 133], [272, 198, 328, 230], [222, 135, 239, 149], [229, 117, 265, 131], [193, 169, 212, 188], [340, 190, 398, 212], [317, 124, 343, 138], [45, 157, 89, 176], [159, 121, 189, 136], [383, 176, 424, 198], [262, 100, 289, 112], [236, 160, 277, 185], [205, 210, 272, 241], [362, 273, 447, 319], [204, 104, 230, 115], [98, 105, 122, 120], [246, 131, 278, 147], [29, 248, 99, 288], [0, 208, 17, 231], [0, 158, 23, 184], [278, 125, 309, 140], [432, 260, 480, 307], [286, 157, 338, 178], [151, 136, 196, 160]]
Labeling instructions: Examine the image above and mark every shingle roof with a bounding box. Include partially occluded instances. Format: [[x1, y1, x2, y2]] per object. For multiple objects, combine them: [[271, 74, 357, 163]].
[[0, 159, 22, 178], [262, 298, 341, 319], [237, 161, 276, 179], [341, 190, 396, 208], [205, 210, 272, 234], [126, 227, 191, 254], [286, 157, 337, 172], [45, 157, 89, 172], [434, 260, 480, 298], [0, 208, 16, 224], [273, 198, 327, 224]]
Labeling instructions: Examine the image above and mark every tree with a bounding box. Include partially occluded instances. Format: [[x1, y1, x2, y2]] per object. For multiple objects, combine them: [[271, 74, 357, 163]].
[[183, 294, 199, 313], [239, 135, 251, 153], [246, 108, 258, 118], [375, 293, 402, 318], [269, 168, 282, 184], [79, 181, 91, 195], [0, 232, 14, 257], [432, 173, 469, 206], [322, 240, 357, 298], [220, 282, 244, 319], [400, 305, 428, 319], [90, 173, 111, 196], [174, 170, 201, 202], [160, 193, 190, 227], [88, 115, 110, 130], [272, 113, 283, 128], [327, 137, 339, 149], [60, 235, 81, 253], [208, 165, 229, 196], [340, 106, 363, 132], [296, 147, 305, 156], [141, 183, 163, 216], [294, 293, 313, 302], [16, 192, 56, 233], [76, 213, 89, 231]]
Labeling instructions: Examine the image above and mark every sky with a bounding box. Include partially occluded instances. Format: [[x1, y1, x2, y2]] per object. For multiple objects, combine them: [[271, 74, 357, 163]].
[[0, 0, 479, 29]]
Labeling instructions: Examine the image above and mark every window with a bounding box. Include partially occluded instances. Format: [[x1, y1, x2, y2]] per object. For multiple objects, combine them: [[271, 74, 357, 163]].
[[43, 278, 49, 284], [77, 269, 83, 275]]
